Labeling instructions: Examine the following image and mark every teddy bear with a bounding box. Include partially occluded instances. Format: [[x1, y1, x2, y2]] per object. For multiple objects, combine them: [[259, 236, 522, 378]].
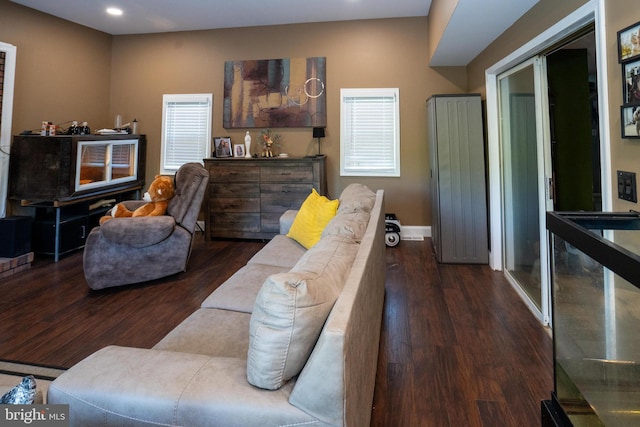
[[99, 175, 175, 225]]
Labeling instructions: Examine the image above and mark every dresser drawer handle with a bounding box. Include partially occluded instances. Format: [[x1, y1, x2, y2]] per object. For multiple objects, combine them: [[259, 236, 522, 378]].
[[280, 172, 291, 176]]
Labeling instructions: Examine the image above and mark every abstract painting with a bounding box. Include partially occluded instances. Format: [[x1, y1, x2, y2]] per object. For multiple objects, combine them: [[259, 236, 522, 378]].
[[223, 57, 326, 128]]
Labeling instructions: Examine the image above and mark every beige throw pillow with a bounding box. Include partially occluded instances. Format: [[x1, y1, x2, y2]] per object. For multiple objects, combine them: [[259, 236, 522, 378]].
[[247, 271, 340, 390], [247, 236, 359, 390]]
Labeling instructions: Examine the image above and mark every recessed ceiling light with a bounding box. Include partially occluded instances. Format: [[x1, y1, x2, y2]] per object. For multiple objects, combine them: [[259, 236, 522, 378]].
[[106, 7, 123, 16]]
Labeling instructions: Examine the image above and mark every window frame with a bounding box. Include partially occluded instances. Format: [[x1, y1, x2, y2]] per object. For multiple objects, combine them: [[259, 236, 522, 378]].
[[340, 88, 400, 177], [160, 93, 212, 175]]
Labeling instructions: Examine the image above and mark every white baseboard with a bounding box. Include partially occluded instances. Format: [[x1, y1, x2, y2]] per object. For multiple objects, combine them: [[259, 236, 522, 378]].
[[399, 225, 430, 241], [195, 221, 431, 240]]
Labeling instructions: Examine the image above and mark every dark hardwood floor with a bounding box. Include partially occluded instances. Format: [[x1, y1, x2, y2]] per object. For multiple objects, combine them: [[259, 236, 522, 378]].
[[0, 232, 552, 426]]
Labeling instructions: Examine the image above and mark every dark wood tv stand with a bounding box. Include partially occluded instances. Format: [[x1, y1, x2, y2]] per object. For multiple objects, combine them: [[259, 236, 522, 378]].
[[21, 185, 142, 262], [9, 134, 147, 261]]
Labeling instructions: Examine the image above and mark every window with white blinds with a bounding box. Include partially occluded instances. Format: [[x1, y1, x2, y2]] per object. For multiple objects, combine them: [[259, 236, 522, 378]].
[[160, 93, 212, 174], [340, 88, 400, 177]]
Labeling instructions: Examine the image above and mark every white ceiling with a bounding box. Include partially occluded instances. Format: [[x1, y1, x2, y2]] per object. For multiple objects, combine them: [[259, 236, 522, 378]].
[[9, 0, 539, 66], [10, 0, 432, 34], [429, 0, 540, 66]]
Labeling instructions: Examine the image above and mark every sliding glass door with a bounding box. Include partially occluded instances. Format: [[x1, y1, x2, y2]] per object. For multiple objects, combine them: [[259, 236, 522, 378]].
[[498, 57, 553, 324]]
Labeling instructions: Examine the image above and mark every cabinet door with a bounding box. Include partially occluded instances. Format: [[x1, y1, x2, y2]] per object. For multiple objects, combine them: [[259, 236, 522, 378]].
[[431, 95, 488, 264], [32, 215, 88, 255], [427, 98, 441, 260]]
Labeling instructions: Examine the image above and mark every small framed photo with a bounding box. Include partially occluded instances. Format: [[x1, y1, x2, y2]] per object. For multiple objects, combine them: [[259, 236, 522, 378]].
[[618, 21, 640, 63], [213, 137, 232, 157], [621, 105, 640, 139], [623, 60, 640, 104], [233, 143, 245, 157]]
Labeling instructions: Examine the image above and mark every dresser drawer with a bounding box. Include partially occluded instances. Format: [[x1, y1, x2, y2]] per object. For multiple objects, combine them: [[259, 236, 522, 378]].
[[210, 183, 259, 199], [261, 165, 314, 182], [210, 165, 260, 182], [261, 193, 306, 213], [211, 213, 261, 233], [211, 197, 260, 213], [261, 183, 313, 194], [261, 213, 282, 233]]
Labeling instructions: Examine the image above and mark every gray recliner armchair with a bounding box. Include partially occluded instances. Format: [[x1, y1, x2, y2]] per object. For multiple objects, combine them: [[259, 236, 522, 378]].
[[83, 162, 209, 290]]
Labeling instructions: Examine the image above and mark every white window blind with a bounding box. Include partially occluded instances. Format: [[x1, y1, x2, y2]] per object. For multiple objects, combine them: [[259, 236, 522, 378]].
[[161, 93, 212, 174], [340, 88, 400, 177], [81, 143, 132, 167]]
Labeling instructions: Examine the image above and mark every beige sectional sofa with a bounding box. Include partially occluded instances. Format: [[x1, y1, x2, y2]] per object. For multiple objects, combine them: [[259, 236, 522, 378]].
[[48, 184, 386, 427]]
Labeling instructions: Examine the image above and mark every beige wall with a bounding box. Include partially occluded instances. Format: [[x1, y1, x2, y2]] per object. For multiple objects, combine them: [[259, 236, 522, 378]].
[[0, 0, 112, 135], [467, 0, 640, 214], [15, 0, 638, 226], [605, 0, 640, 211], [0, 0, 470, 225], [109, 18, 466, 225]]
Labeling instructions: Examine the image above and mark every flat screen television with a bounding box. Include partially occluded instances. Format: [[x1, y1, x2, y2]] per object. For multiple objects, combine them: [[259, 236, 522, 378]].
[[9, 134, 146, 202]]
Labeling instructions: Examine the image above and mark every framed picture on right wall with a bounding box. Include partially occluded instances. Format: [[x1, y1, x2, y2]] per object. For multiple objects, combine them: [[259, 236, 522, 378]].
[[623, 59, 640, 104], [621, 105, 640, 139], [618, 21, 640, 63], [619, 22, 640, 139]]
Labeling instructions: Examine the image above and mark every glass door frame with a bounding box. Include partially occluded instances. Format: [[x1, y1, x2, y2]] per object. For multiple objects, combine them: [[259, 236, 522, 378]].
[[484, 1, 612, 325]]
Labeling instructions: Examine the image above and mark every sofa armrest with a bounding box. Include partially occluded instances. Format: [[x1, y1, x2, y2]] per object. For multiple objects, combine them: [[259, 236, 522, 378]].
[[99, 216, 176, 248], [279, 210, 298, 234]]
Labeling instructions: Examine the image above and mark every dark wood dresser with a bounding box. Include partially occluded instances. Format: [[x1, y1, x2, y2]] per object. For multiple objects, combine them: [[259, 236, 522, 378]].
[[204, 156, 327, 240]]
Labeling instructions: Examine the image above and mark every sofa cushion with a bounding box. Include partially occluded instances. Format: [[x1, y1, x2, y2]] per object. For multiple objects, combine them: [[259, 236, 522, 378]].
[[200, 264, 289, 313], [48, 346, 314, 426], [321, 211, 371, 243], [153, 309, 251, 359], [337, 183, 376, 215], [247, 236, 358, 390], [248, 235, 307, 269], [286, 189, 339, 249], [291, 235, 359, 278]]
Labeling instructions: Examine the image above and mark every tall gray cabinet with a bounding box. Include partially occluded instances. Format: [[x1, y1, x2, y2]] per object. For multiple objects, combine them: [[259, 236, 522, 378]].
[[427, 94, 488, 264]]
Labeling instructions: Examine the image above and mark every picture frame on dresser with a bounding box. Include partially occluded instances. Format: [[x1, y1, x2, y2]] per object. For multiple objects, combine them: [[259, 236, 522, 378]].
[[213, 137, 232, 157], [234, 143, 245, 157]]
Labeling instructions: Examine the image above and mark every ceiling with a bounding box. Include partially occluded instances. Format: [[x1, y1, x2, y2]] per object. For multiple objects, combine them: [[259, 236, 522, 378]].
[[9, 0, 539, 66]]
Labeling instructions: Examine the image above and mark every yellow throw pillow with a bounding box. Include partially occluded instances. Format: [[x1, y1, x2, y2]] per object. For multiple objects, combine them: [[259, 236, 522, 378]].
[[287, 189, 339, 249]]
